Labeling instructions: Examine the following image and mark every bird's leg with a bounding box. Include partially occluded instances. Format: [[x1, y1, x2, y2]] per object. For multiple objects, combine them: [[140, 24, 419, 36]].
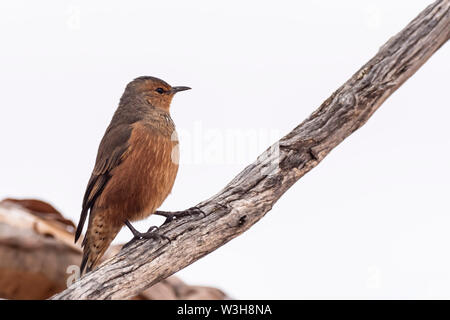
[[122, 220, 170, 248], [154, 206, 206, 225], [124, 220, 145, 238]]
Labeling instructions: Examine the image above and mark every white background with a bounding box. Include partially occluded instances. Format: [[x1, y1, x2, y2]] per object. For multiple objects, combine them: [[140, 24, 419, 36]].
[[0, 0, 449, 299]]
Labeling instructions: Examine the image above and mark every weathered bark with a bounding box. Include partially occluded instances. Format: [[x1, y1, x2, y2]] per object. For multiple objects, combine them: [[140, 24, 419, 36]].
[[52, 0, 450, 300]]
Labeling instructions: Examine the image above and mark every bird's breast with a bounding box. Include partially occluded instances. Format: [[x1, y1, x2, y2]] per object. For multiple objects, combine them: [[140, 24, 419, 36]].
[[97, 121, 179, 223]]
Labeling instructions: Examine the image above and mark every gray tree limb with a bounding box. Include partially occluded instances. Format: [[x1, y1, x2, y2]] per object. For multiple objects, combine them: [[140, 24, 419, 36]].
[[52, 0, 450, 299]]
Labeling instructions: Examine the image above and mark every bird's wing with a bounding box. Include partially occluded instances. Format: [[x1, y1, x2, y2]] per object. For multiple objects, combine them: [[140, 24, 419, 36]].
[[74, 123, 133, 243]]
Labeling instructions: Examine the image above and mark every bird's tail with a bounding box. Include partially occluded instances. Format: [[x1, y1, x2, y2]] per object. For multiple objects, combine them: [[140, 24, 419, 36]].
[[80, 212, 120, 275]]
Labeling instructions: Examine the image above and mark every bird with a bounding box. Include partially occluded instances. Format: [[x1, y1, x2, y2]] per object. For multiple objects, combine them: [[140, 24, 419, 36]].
[[75, 76, 191, 274]]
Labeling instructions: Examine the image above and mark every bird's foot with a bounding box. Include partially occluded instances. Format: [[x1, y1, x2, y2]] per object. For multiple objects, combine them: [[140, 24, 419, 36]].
[[123, 220, 170, 249], [154, 206, 206, 225]]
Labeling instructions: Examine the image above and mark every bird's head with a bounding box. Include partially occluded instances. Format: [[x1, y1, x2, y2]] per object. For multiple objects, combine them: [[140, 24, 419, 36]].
[[124, 76, 191, 111]]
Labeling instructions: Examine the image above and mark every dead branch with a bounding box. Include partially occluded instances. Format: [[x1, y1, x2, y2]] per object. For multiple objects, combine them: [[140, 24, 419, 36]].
[[51, 0, 450, 300]]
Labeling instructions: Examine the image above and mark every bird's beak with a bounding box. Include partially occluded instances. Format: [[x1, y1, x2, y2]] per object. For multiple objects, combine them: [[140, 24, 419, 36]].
[[170, 86, 191, 94]]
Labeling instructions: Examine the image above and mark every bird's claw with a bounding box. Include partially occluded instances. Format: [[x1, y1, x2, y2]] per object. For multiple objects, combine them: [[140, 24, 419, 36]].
[[122, 221, 170, 249], [154, 206, 206, 225], [136, 228, 171, 243]]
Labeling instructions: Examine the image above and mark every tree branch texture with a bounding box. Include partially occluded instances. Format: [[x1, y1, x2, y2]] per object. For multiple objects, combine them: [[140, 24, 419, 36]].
[[52, 0, 450, 299]]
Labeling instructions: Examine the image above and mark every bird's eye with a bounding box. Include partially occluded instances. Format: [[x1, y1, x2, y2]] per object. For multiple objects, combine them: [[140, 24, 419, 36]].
[[155, 88, 165, 94]]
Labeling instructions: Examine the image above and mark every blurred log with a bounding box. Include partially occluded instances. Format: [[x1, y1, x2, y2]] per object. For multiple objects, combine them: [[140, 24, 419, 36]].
[[0, 199, 228, 300], [0, 199, 81, 299], [135, 277, 228, 300]]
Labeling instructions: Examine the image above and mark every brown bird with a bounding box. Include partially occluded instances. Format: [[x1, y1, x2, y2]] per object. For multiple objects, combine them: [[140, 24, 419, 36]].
[[75, 76, 190, 274]]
